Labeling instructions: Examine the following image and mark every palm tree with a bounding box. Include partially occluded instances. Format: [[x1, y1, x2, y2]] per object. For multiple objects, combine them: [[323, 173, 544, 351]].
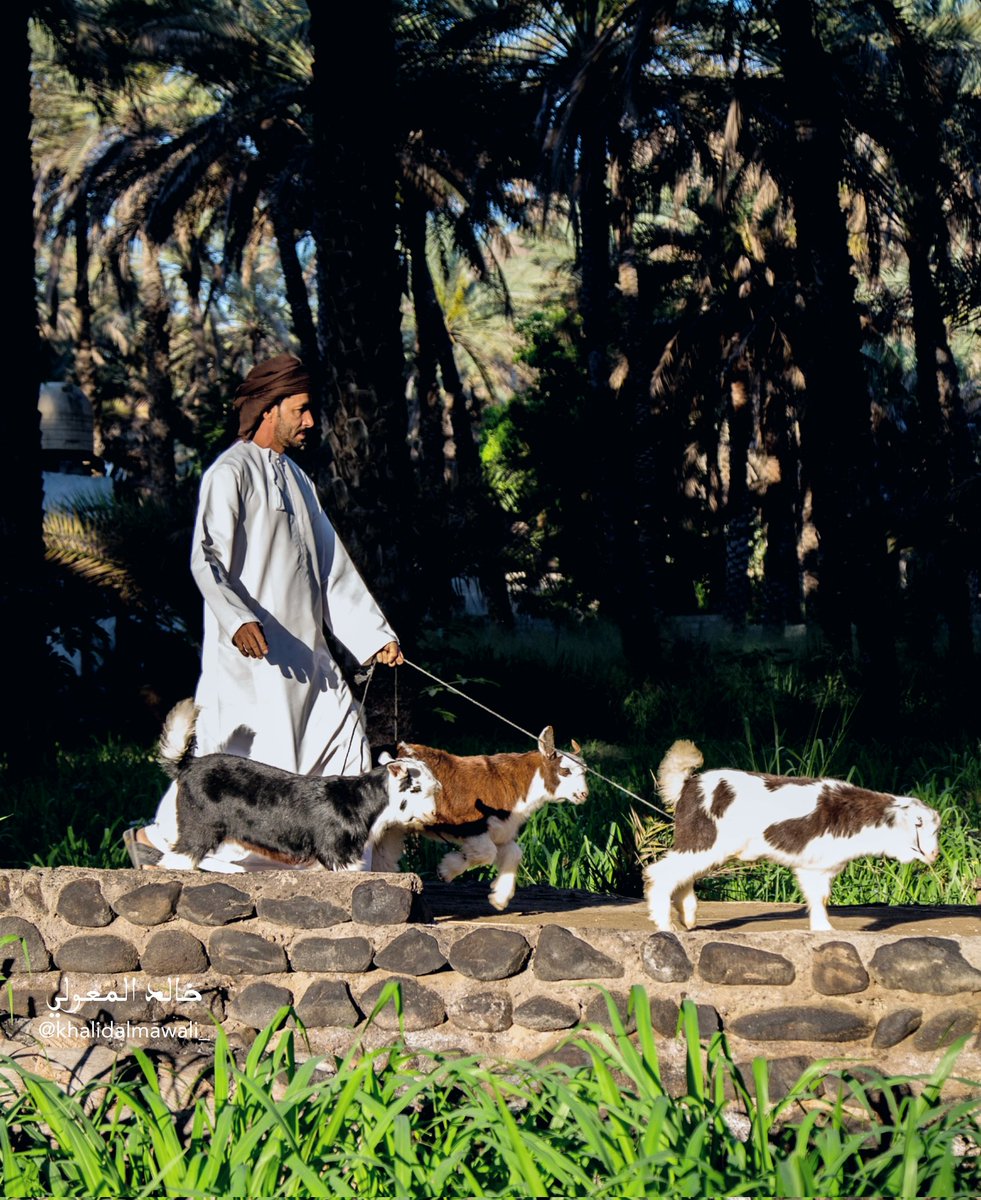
[[850, 0, 980, 664]]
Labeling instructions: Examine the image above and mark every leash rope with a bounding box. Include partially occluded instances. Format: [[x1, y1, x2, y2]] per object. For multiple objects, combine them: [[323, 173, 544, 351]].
[[399, 656, 671, 820], [393, 661, 399, 745]]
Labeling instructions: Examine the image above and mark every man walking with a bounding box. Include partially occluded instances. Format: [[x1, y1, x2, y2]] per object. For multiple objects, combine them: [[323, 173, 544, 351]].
[[126, 353, 402, 870]]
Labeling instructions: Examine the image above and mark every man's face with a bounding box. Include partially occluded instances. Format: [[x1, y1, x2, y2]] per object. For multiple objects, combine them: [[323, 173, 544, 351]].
[[264, 392, 314, 452]]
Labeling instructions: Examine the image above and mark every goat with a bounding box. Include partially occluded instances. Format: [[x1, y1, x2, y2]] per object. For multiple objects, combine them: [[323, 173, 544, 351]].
[[155, 699, 442, 871], [644, 739, 941, 932], [371, 727, 588, 910]]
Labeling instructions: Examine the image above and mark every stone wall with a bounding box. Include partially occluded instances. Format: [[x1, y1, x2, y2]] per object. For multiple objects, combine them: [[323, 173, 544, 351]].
[[1, 868, 979, 1099]]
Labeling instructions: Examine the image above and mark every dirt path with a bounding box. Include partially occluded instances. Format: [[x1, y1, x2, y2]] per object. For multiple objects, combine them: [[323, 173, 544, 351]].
[[422, 882, 981, 936]]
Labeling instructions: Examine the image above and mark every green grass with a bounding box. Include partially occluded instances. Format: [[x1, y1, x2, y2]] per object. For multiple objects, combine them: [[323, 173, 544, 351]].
[[0, 993, 978, 1197], [0, 736, 164, 871]]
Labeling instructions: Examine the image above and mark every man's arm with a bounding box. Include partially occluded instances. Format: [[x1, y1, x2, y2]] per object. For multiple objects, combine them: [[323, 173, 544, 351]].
[[190, 462, 262, 651]]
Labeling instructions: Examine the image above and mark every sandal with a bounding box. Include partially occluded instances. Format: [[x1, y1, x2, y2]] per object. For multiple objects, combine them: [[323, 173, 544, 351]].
[[122, 826, 163, 869]]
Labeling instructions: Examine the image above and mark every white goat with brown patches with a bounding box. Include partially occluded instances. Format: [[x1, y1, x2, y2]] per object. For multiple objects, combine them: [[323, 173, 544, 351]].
[[644, 739, 941, 932], [372, 727, 588, 910]]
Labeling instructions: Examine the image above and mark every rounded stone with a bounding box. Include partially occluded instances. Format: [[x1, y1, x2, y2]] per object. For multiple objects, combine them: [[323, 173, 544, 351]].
[[112, 882, 182, 926], [449, 990, 513, 1032], [513, 996, 580, 1031], [532, 925, 623, 981], [870, 938, 981, 995], [177, 883, 254, 926], [6, 978, 60, 1018], [0, 916, 51, 973], [351, 881, 413, 925], [373, 929, 446, 976], [229, 981, 293, 1030], [729, 1006, 872, 1043], [812, 942, 869, 995], [257, 895, 348, 928], [142, 929, 208, 975], [739, 1056, 813, 1103], [650, 997, 680, 1036], [209, 929, 287, 975], [359, 976, 446, 1030], [872, 1008, 923, 1049], [912, 1009, 978, 1052], [584, 990, 637, 1033], [54, 934, 140, 973], [296, 980, 361, 1029], [288, 936, 373, 973], [448, 928, 531, 981], [56, 879, 114, 927], [698, 942, 795, 986], [641, 932, 692, 983]]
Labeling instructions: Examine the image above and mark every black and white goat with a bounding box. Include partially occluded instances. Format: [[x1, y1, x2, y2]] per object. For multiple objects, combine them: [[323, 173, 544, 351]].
[[156, 699, 442, 871], [644, 740, 941, 932], [372, 727, 588, 910]]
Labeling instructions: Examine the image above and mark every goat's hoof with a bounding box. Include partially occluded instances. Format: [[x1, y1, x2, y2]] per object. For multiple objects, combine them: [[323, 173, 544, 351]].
[[488, 896, 510, 912]]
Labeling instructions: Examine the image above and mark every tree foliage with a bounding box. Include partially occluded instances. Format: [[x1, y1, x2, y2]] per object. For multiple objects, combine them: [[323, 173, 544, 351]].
[[26, 0, 981, 735]]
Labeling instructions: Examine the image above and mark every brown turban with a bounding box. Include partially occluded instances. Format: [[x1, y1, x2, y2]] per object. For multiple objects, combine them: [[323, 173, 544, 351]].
[[232, 353, 312, 439]]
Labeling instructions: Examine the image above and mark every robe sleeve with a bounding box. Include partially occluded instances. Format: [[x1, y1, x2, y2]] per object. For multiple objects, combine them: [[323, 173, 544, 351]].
[[316, 513, 396, 665], [190, 460, 258, 642]]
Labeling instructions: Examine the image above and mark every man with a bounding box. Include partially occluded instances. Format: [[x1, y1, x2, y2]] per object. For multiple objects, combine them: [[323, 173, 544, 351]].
[[126, 352, 402, 870]]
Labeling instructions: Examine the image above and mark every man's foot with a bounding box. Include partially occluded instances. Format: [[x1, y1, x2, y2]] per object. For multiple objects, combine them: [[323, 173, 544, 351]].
[[122, 826, 163, 869]]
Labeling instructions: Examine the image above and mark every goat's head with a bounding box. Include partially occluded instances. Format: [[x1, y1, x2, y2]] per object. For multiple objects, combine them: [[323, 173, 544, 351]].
[[537, 726, 589, 806], [884, 795, 941, 865], [381, 758, 443, 827]]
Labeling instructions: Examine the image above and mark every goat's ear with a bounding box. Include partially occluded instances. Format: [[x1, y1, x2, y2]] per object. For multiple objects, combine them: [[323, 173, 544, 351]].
[[538, 726, 556, 758], [386, 760, 406, 777], [571, 738, 581, 755]]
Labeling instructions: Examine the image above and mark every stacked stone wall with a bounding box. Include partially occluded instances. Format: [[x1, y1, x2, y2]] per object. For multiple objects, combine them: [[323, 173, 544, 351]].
[[1, 868, 979, 1098]]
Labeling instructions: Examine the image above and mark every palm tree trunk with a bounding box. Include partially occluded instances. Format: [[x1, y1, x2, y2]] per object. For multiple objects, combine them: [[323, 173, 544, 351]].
[[405, 203, 512, 624], [761, 383, 803, 628], [308, 0, 413, 626], [270, 205, 319, 378], [906, 239, 975, 662], [73, 192, 101, 457], [141, 239, 177, 502], [776, 0, 897, 704], [404, 203, 448, 500], [870, 0, 976, 665], [722, 364, 754, 627]]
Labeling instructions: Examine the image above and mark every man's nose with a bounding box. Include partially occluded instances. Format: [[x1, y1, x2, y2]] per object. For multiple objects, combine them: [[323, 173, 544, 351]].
[[301, 411, 314, 428]]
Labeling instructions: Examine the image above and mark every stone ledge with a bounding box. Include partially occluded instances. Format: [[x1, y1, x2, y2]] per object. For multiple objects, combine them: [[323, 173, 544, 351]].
[[0, 869, 978, 1096]]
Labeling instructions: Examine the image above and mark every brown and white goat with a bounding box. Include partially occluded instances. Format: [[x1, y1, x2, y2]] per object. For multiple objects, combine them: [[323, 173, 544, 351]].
[[372, 727, 588, 910], [644, 740, 941, 932]]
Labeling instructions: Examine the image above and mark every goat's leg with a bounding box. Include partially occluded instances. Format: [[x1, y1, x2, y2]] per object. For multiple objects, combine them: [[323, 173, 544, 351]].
[[489, 841, 522, 911], [366, 828, 406, 873], [676, 883, 698, 930], [644, 850, 720, 931], [437, 833, 497, 883], [794, 867, 835, 931], [164, 811, 222, 871]]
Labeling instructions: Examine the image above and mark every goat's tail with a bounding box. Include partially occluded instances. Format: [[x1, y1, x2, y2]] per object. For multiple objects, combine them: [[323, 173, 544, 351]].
[[157, 698, 199, 778], [656, 739, 704, 809]]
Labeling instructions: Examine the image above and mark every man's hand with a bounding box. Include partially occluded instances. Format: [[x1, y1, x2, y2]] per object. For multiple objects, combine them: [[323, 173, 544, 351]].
[[373, 640, 404, 667], [233, 621, 269, 659]]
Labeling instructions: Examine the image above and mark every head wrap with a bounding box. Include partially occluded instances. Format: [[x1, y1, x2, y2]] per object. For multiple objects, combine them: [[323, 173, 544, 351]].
[[232, 353, 312, 439]]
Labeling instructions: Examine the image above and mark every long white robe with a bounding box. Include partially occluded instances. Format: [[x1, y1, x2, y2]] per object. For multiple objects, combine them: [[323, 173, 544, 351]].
[[144, 440, 396, 870]]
